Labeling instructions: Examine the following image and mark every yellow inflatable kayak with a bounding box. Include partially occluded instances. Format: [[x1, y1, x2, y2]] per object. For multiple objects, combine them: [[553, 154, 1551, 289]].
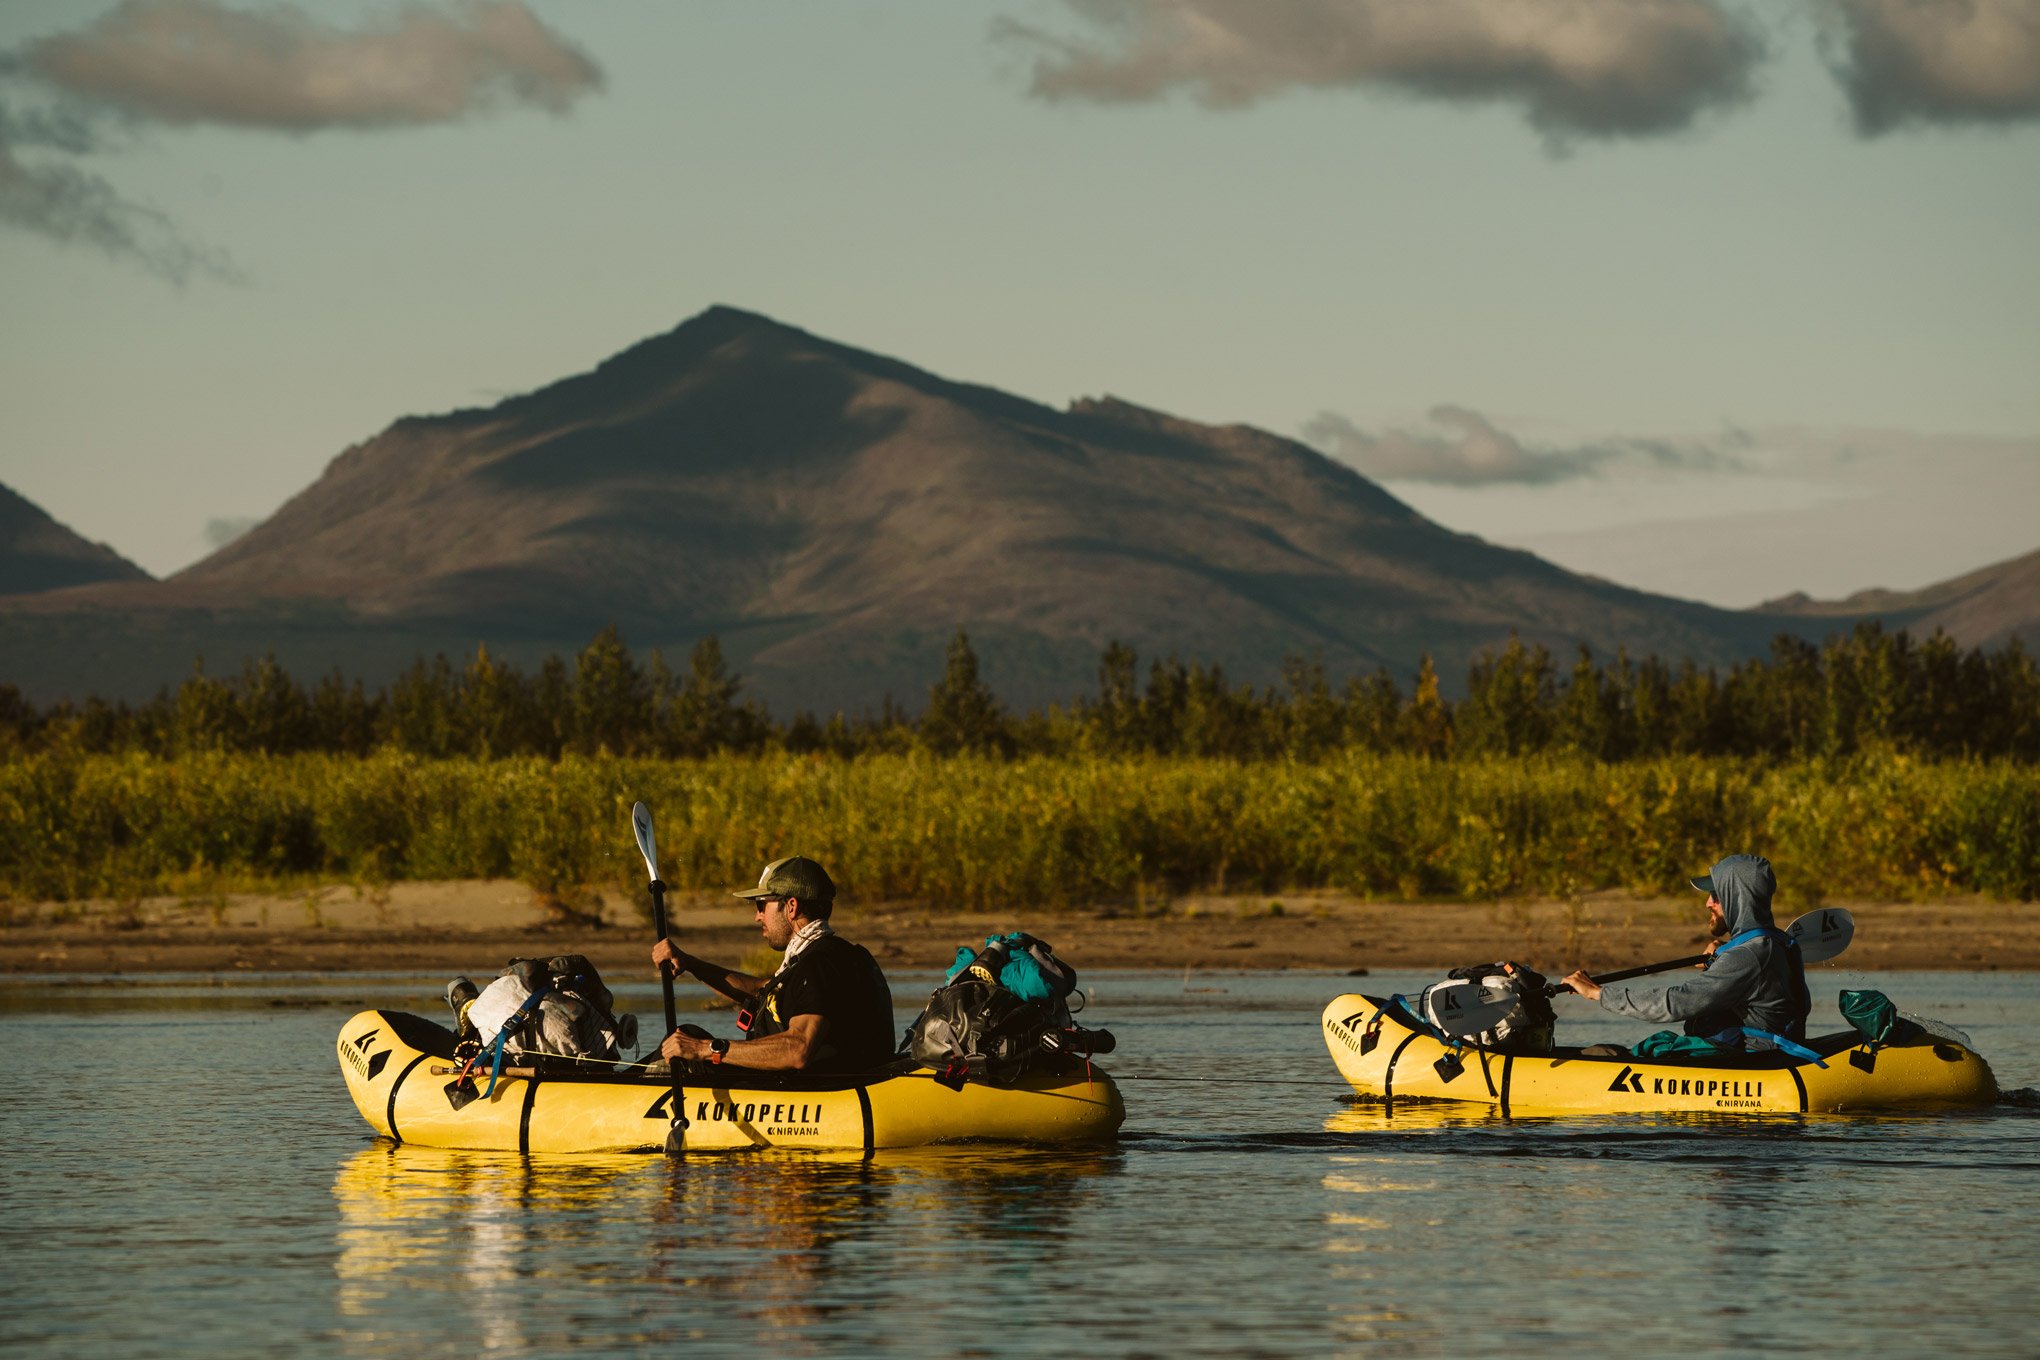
[[1322, 993, 1998, 1115], [339, 1010, 1124, 1153]]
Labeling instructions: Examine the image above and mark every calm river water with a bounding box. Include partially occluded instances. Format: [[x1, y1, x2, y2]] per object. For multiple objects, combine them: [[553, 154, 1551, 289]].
[[2, 968, 2035, 1358]]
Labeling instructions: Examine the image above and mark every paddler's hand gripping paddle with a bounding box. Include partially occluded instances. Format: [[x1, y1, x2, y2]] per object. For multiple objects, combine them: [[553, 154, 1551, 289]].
[[632, 801, 689, 1152]]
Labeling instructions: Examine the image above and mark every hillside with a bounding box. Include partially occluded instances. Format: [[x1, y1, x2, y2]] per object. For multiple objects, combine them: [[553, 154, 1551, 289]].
[[0, 483, 152, 597], [1762, 546, 2040, 650], [4, 307, 1806, 710]]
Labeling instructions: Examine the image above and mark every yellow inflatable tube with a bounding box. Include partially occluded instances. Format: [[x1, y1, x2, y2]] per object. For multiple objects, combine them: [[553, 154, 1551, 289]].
[[340, 1010, 1124, 1154], [1322, 993, 1997, 1115]]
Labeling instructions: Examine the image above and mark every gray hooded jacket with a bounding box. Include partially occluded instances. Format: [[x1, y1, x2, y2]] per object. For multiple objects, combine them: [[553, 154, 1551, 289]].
[[1598, 854, 1811, 1043]]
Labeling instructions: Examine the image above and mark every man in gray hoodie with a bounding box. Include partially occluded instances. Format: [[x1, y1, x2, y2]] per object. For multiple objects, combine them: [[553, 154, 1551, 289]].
[[1561, 853, 1811, 1050]]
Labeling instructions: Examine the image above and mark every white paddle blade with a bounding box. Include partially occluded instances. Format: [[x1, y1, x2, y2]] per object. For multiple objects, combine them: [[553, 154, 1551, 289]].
[[1788, 907, 1854, 964], [630, 801, 660, 881], [1424, 981, 1522, 1039]]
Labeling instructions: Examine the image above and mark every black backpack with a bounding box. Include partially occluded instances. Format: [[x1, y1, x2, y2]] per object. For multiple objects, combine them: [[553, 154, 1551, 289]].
[[905, 934, 1114, 1086]]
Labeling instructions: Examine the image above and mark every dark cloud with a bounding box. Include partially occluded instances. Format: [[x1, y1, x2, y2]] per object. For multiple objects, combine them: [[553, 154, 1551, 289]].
[[997, 0, 1766, 143], [23, 0, 603, 130], [1821, 0, 2040, 134], [0, 1, 601, 276], [1303, 405, 1744, 486]]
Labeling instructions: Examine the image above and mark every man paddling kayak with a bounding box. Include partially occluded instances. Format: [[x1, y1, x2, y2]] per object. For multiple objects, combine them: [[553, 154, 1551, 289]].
[[651, 856, 896, 1074], [1561, 853, 1812, 1052]]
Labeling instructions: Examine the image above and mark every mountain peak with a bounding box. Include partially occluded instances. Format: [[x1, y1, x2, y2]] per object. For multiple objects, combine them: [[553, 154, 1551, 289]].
[[0, 482, 152, 597]]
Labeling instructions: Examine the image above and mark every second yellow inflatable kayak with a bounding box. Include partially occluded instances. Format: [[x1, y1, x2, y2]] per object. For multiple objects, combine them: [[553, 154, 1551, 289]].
[[1322, 993, 1998, 1114]]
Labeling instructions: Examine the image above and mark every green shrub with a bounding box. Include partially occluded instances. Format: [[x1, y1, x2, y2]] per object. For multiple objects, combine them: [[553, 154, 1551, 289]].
[[0, 750, 2034, 905]]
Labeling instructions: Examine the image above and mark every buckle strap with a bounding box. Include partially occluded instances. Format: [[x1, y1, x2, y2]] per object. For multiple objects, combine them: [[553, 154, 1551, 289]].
[[1711, 1026, 1828, 1068]]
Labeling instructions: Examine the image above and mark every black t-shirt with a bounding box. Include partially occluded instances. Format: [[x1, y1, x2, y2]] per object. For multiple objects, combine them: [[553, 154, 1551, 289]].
[[747, 934, 896, 1073]]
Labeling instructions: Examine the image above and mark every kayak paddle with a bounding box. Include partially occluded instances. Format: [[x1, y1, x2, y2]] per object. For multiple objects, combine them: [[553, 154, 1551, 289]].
[[1551, 906, 1856, 994], [632, 801, 689, 1153], [1419, 907, 1857, 1041]]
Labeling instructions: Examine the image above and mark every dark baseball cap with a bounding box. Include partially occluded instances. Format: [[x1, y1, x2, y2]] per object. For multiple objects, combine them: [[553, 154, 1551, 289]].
[[733, 855, 835, 905], [1689, 873, 1715, 895]]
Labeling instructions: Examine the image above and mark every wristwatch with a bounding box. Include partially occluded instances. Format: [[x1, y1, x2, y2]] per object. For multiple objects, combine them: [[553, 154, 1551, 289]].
[[708, 1038, 730, 1064]]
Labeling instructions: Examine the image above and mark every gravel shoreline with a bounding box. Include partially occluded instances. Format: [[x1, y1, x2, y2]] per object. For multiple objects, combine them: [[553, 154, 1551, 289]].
[[3, 881, 2028, 976]]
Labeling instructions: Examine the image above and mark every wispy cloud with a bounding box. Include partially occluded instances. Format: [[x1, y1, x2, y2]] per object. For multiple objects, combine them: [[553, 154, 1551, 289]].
[[0, 1, 602, 277], [0, 132, 229, 284], [1820, 0, 2040, 134], [1303, 405, 1745, 486], [996, 0, 1766, 145], [203, 515, 260, 549]]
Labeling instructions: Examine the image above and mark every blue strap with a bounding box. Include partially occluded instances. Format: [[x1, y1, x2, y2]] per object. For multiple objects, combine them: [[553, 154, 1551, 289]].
[[1386, 992, 1452, 1043], [481, 979, 550, 1098], [1711, 1027, 1829, 1068], [483, 1031, 510, 1098], [1707, 926, 1797, 969]]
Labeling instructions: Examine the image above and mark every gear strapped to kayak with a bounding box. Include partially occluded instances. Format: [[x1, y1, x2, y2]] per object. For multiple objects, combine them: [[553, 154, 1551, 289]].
[[445, 954, 638, 1109], [1387, 960, 1557, 1059], [906, 932, 1116, 1088]]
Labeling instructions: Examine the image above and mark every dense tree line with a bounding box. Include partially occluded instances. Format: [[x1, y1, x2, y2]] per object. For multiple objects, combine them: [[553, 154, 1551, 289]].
[[2, 622, 2036, 763]]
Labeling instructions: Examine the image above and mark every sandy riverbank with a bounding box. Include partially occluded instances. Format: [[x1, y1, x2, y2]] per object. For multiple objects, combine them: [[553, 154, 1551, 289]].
[[2, 880, 2031, 977]]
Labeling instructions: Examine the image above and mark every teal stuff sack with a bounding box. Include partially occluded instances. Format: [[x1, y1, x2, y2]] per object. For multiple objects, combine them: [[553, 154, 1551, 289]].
[[1840, 990, 1922, 1048], [1633, 1031, 1730, 1060], [945, 932, 1077, 1003]]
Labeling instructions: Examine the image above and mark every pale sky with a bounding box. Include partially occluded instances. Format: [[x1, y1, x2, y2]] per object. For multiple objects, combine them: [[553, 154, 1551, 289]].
[[3, 0, 2037, 608]]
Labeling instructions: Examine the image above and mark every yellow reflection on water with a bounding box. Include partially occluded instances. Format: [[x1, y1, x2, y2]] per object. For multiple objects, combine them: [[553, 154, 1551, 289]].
[[331, 1141, 1121, 1357], [1321, 1099, 1520, 1135]]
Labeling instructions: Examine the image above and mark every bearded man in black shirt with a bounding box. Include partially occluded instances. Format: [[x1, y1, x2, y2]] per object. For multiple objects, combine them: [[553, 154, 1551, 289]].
[[651, 856, 896, 1074]]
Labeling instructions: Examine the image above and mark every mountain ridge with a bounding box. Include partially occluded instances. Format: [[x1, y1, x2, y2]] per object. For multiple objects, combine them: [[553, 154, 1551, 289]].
[[0, 483, 153, 597], [4, 305, 2032, 709]]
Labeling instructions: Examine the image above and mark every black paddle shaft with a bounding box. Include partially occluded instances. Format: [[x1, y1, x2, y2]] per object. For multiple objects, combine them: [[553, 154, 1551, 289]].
[[1546, 953, 1708, 995], [647, 876, 688, 1140], [648, 876, 680, 1038]]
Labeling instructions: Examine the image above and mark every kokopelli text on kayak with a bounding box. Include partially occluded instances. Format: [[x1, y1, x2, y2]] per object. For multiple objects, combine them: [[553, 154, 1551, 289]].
[[1606, 1066, 1764, 1101]]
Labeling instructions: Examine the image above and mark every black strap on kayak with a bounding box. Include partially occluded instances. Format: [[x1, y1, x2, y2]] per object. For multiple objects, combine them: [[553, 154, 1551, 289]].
[[1380, 1030, 1424, 1115]]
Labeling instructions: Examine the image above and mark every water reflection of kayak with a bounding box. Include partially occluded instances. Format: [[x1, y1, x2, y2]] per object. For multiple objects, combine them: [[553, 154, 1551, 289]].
[[1321, 994, 1999, 1115], [338, 1010, 1124, 1153]]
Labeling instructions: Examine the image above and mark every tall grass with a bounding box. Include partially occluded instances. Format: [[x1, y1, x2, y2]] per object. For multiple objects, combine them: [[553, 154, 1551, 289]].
[[2, 751, 2035, 907]]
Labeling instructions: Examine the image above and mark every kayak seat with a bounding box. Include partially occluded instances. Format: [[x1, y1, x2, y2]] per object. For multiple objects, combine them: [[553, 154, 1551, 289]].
[[381, 1009, 458, 1059]]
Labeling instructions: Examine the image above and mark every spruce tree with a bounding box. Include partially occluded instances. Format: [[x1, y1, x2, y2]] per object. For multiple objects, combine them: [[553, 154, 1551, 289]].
[[1399, 654, 1453, 758], [1342, 669, 1403, 753], [921, 629, 1008, 755], [383, 655, 459, 756], [237, 654, 312, 754], [172, 657, 240, 753], [1281, 654, 1341, 759], [460, 644, 524, 759], [1459, 635, 1552, 756], [1091, 641, 1142, 754], [671, 635, 750, 756], [571, 625, 653, 755]]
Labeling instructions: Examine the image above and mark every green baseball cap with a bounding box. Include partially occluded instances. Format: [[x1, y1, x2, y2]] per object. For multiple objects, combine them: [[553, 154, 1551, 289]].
[[733, 855, 835, 905]]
